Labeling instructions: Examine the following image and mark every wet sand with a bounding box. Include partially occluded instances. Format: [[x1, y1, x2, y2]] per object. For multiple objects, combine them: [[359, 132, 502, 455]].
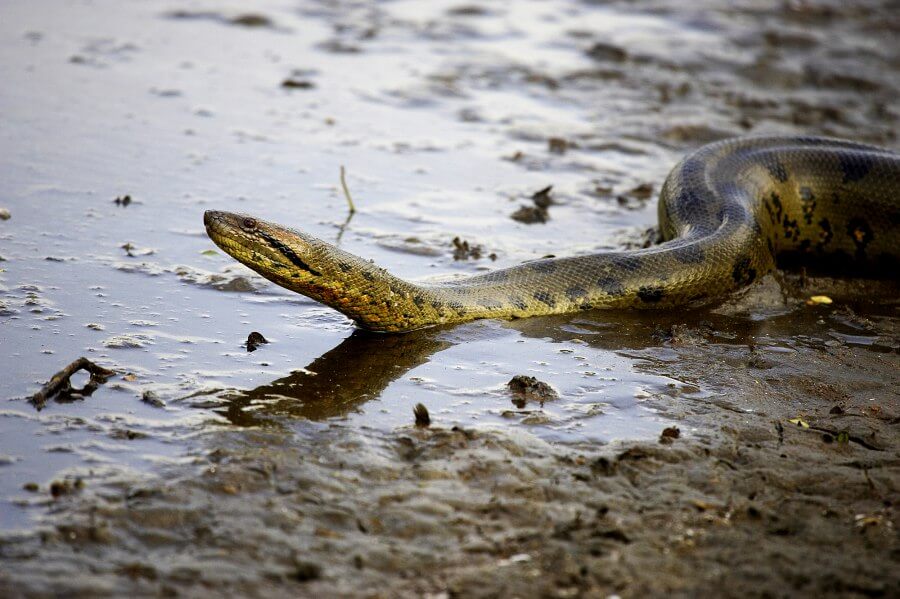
[[1, 0, 898, 596]]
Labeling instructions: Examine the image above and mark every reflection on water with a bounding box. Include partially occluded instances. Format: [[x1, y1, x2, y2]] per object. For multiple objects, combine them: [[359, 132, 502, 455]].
[[218, 328, 451, 425]]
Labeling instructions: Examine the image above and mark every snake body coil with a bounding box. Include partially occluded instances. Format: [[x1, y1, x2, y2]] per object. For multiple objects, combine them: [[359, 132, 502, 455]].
[[205, 137, 899, 332]]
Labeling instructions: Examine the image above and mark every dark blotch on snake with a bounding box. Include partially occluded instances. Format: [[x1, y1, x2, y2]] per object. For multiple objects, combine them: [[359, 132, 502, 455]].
[[565, 286, 588, 301], [817, 218, 833, 249], [838, 151, 874, 184], [637, 285, 665, 303], [533, 291, 556, 307], [672, 244, 706, 264], [847, 217, 874, 257], [765, 158, 789, 183], [731, 257, 757, 286], [597, 276, 625, 296], [509, 295, 529, 310], [530, 260, 557, 273]]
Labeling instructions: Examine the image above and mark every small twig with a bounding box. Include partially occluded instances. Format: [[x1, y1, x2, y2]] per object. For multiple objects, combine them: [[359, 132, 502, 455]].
[[29, 357, 116, 410], [339, 165, 356, 214], [335, 166, 357, 245]]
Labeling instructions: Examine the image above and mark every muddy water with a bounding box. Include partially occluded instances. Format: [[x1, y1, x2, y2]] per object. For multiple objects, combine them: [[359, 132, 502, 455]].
[[0, 1, 898, 594]]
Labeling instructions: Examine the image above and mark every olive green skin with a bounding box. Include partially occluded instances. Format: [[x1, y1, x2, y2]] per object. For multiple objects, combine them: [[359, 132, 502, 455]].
[[205, 136, 899, 333]]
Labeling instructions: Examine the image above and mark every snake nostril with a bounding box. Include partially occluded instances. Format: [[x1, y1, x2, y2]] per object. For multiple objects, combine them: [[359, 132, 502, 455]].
[[242, 218, 257, 230]]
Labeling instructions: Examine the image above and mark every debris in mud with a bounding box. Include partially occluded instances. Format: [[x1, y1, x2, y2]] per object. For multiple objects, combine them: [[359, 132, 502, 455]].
[[29, 357, 116, 410], [586, 41, 628, 62], [531, 185, 554, 208], [49, 477, 84, 498], [291, 559, 322, 582], [616, 183, 654, 209], [451, 237, 483, 261], [807, 295, 833, 305], [230, 14, 273, 28], [508, 375, 558, 406], [22, 482, 39, 493], [0, 208, 11, 220], [141, 390, 165, 408], [166, 10, 276, 29], [119, 243, 154, 257], [103, 333, 154, 349], [318, 39, 362, 54], [659, 426, 681, 444], [747, 347, 774, 369], [511, 185, 554, 224], [447, 5, 489, 16], [110, 428, 146, 440], [113, 195, 132, 206], [413, 403, 430, 427], [246, 331, 269, 352], [548, 137, 577, 154], [510, 205, 548, 224], [788, 417, 810, 429], [281, 78, 315, 90], [651, 323, 713, 345]]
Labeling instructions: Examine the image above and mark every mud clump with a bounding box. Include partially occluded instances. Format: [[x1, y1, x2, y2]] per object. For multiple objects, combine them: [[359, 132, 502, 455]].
[[508, 375, 559, 406], [245, 331, 269, 353], [510, 185, 554, 224]]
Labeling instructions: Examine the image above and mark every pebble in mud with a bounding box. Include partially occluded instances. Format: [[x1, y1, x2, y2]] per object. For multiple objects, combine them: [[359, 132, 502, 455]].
[[0, 208, 10, 220]]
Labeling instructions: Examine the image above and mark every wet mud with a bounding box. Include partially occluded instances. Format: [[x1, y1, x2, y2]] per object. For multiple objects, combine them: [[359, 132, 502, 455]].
[[1, 0, 898, 597]]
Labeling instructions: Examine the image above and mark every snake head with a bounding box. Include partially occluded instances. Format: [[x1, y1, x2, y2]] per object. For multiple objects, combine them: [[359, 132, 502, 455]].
[[204, 210, 326, 287]]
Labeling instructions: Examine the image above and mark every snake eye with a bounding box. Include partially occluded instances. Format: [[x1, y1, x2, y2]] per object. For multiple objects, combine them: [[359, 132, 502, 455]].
[[242, 218, 257, 230]]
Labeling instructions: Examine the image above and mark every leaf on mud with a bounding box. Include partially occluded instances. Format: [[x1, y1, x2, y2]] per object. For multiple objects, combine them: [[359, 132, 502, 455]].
[[200, 249, 218, 256], [690, 498, 717, 511], [854, 514, 883, 528], [788, 418, 809, 428], [806, 295, 833, 305]]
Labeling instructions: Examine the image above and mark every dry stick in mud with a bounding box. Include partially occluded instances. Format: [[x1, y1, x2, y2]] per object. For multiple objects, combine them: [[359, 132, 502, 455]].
[[29, 357, 116, 410], [336, 165, 357, 244]]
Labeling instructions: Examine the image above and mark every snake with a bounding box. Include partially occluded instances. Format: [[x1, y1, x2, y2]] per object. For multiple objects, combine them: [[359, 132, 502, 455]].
[[204, 136, 899, 333]]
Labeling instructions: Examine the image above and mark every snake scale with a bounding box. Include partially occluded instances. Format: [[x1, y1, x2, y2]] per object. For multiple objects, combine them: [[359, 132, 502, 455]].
[[205, 136, 899, 332]]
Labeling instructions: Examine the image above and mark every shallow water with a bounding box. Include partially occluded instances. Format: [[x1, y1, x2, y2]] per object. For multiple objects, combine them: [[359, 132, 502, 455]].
[[1, 0, 896, 533]]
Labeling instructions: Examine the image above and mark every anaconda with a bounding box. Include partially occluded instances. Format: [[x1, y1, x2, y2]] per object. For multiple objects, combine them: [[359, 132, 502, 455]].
[[205, 136, 899, 333]]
